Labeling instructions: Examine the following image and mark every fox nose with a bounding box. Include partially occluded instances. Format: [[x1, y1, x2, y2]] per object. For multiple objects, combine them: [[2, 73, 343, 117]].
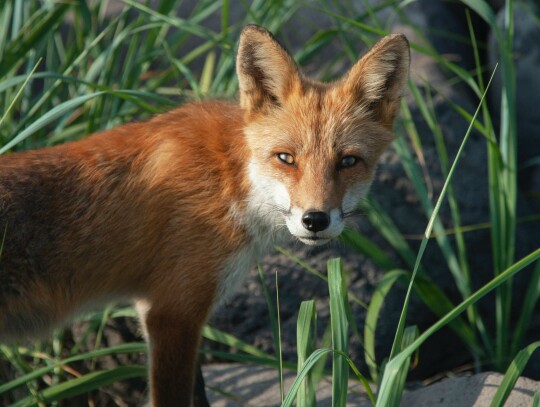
[[302, 211, 330, 232]]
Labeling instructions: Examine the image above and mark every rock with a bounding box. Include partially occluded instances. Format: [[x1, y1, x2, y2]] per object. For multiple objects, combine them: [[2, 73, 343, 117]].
[[203, 364, 540, 407], [402, 372, 540, 406], [204, 363, 373, 407]]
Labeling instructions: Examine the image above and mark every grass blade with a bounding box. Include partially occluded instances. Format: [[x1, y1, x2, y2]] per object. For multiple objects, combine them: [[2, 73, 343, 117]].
[[10, 366, 147, 406], [360, 197, 418, 269], [0, 91, 106, 153], [0, 3, 70, 78], [366, 269, 482, 383], [0, 343, 146, 395], [276, 271, 284, 403], [328, 258, 349, 407], [532, 392, 540, 407], [296, 300, 317, 407], [364, 270, 405, 381], [201, 326, 272, 359], [376, 247, 540, 406], [510, 262, 540, 356], [382, 326, 419, 407], [257, 266, 284, 403], [282, 348, 334, 407], [389, 64, 497, 360], [340, 229, 398, 271], [0, 58, 41, 128], [198, 349, 282, 369], [490, 341, 540, 407]]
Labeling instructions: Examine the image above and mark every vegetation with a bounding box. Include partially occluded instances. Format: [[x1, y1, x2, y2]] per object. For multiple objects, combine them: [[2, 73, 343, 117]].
[[1, 0, 539, 405]]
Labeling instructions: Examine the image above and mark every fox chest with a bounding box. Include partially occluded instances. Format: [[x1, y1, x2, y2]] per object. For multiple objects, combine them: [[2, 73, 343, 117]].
[[214, 232, 287, 309], [214, 245, 264, 311]]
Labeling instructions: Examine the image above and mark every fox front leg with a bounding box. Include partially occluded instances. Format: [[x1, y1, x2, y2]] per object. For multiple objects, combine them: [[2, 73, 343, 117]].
[[141, 300, 212, 407]]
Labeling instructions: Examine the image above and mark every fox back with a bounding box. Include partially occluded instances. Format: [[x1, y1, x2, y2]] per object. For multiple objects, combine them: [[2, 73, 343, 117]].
[[0, 25, 409, 406]]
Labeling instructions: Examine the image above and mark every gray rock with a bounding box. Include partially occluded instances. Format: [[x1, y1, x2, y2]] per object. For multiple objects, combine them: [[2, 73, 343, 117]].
[[401, 372, 540, 406], [203, 364, 540, 407]]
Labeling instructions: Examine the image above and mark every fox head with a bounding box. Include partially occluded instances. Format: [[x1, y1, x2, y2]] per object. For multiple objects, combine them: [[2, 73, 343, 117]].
[[237, 25, 410, 246]]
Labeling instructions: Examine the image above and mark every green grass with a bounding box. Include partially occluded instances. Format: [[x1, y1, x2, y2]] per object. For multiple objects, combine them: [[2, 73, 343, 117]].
[[1, 0, 540, 405]]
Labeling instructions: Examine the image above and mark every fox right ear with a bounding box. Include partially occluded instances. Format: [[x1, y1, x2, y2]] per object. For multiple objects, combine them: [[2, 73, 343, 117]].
[[237, 25, 301, 115], [341, 34, 410, 128]]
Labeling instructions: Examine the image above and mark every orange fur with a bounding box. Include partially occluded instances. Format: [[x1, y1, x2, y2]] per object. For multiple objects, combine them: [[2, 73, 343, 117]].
[[0, 25, 409, 406]]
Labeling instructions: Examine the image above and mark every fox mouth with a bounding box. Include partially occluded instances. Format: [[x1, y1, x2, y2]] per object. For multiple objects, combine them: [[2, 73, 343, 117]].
[[296, 235, 332, 246], [283, 207, 345, 246]]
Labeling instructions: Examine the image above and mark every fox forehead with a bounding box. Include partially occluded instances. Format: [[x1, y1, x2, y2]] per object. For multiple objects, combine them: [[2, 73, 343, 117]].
[[245, 84, 393, 167]]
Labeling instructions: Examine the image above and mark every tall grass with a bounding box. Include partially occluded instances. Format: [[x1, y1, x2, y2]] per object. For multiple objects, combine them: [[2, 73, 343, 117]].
[[1, 0, 539, 405]]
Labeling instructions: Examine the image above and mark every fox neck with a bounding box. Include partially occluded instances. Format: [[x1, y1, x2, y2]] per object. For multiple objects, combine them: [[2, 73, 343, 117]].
[[213, 126, 293, 306], [215, 186, 288, 309]]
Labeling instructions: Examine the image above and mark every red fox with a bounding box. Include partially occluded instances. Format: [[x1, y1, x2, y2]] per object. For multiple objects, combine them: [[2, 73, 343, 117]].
[[0, 25, 409, 406]]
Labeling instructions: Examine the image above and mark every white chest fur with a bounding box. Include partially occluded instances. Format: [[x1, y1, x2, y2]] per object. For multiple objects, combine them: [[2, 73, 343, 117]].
[[214, 219, 290, 310]]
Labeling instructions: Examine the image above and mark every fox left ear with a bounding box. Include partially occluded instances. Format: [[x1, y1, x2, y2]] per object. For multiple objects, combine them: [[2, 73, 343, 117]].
[[237, 25, 301, 115], [342, 34, 410, 127]]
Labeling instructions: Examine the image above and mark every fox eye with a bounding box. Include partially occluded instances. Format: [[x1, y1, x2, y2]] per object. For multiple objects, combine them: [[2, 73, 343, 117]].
[[277, 153, 295, 166], [337, 155, 359, 170]]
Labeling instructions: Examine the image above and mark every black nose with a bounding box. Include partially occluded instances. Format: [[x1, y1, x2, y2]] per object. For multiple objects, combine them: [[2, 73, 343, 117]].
[[302, 211, 330, 232]]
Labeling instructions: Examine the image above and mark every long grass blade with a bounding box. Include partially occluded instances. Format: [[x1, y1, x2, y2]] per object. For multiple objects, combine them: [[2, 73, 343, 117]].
[[389, 65, 497, 360], [276, 271, 284, 403], [0, 58, 41, 129], [257, 266, 284, 403]]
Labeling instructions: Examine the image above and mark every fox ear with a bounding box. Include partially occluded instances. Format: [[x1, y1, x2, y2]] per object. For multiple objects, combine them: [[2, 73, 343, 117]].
[[342, 34, 410, 127], [237, 25, 301, 115]]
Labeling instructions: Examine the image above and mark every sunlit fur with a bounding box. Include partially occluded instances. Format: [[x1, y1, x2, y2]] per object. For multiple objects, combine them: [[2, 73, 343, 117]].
[[0, 25, 409, 406]]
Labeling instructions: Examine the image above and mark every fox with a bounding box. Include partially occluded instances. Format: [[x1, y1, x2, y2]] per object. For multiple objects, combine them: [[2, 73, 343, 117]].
[[0, 25, 409, 406]]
